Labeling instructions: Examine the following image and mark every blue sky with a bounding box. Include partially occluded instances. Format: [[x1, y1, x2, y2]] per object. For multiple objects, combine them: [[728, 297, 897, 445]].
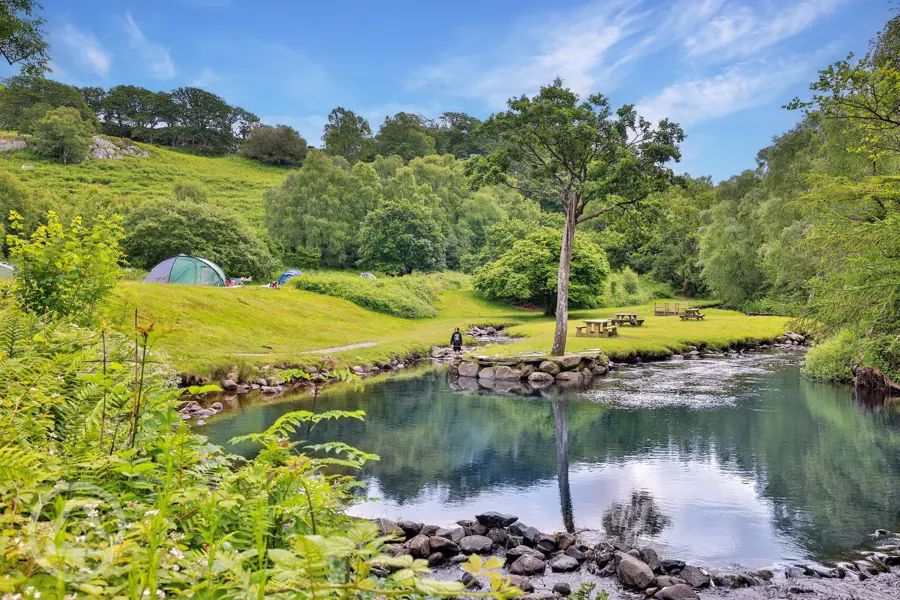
[[22, 0, 892, 180]]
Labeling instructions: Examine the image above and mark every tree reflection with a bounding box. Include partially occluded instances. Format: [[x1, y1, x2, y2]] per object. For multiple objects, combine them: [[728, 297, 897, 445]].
[[602, 490, 671, 546], [552, 396, 574, 533]]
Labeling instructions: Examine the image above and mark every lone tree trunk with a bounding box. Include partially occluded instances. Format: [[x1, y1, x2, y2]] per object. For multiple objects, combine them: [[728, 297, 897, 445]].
[[551, 197, 577, 356]]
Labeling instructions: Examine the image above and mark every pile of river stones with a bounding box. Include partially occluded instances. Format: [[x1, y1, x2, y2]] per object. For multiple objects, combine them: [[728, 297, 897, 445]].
[[372, 513, 900, 599], [449, 352, 610, 388]]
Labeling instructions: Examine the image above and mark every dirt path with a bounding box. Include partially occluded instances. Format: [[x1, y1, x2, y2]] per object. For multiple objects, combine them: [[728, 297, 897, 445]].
[[234, 341, 378, 357]]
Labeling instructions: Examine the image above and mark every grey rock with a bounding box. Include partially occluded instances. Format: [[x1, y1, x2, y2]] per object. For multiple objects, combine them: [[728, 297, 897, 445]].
[[494, 365, 522, 380], [549, 554, 579, 572], [616, 553, 655, 589], [221, 379, 238, 391], [420, 524, 440, 536], [507, 545, 544, 560], [373, 518, 404, 539], [528, 371, 555, 385], [552, 582, 571, 596], [655, 583, 699, 600], [554, 355, 582, 369], [554, 371, 583, 385], [534, 534, 557, 554], [471, 523, 488, 536], [429, 536, 459, 556], [487, 527, 508, 546], [456, 519, 476, 528], [564, 546, 585, 562], [639, 547, 662, 573], [477, 366, 496, 379], [458, 362, 480, 377], [654, 575, 687, 588], [557, 532, 576, 551], [435, 526, 465, 543], [508, 575, 534, 592], [509, 554, 546, 576], [522, 526, 541, 547], [476, 511, 518, 528], [660, 559, 685, 574], [90, 135, 150, 160], [539, 360, 561, 375], [405, 534, 430, 559], [678, 565, 710, 588], [427, 551, 444, 566], [397, 520, 423, 538], [459, 535, 493, 554]]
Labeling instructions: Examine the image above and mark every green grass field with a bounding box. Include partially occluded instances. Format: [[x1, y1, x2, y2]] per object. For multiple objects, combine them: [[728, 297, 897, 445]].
[[111, 279, 789, 374], [0, 143, 287, 228]]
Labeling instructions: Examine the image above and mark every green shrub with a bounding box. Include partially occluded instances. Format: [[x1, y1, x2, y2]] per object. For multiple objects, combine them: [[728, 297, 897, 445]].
[[7, 209, 123, 321], [240, 124, 308, 165], [122, 195, 278, 279], [31, 105, 93, 163], [802, 330, 857, 382], [292, 271, 447, 318]]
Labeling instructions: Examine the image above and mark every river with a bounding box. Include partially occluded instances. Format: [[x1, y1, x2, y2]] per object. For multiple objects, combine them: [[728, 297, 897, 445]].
[[198, 351, 900, 569]]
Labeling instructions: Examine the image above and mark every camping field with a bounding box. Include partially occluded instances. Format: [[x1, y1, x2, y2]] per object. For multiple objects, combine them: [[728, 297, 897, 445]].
[[111, 278, 790, 375]]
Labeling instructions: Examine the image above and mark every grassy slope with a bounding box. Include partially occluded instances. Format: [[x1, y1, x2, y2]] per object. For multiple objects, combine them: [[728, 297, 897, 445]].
[[112, 281, 789, 374], [0, 144, 286, 227]]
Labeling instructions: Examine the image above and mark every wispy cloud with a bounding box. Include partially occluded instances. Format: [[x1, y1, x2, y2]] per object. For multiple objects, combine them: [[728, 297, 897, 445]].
[[683, 0, 846, 61], [55, 24, 111, 77], [123, 13, 176, 78], [635, 58, 812, 126]]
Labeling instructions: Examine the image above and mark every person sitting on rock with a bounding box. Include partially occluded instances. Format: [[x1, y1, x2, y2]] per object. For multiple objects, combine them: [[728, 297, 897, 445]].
[[450, 327, 463, 355]]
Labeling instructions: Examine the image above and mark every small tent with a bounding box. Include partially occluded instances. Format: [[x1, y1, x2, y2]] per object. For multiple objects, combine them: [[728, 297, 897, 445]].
[[144, 255, 228, 286], [0, 262, 13, 279], [277, 269, 302, 285]]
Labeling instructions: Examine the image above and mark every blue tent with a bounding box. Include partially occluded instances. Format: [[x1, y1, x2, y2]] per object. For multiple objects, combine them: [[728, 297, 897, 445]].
[[277, 269, 302, 285]]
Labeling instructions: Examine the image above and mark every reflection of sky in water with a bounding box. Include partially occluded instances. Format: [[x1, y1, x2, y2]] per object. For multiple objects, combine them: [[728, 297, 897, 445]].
[[202, 351, 900, 568], [350, 449, 806, 568]]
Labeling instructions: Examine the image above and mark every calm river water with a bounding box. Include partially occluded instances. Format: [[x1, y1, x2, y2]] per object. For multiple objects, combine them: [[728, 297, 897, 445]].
[[199, 352, 900, 568]]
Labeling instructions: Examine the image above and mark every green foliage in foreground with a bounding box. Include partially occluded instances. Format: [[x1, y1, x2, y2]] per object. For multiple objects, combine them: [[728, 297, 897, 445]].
[[293, 271, 459, 318], [0, 305, 520, 598], [7, 210, 122, 321], [474, 228, 609, 315]]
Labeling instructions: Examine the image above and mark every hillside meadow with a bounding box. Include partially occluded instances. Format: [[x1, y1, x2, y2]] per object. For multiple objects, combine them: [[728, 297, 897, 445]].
[[0, 142, 286, 228], [110, 278, 788, 375]]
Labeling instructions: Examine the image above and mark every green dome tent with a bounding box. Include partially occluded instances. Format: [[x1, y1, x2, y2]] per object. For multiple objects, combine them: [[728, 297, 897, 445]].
[[143, 255, 229, 286]]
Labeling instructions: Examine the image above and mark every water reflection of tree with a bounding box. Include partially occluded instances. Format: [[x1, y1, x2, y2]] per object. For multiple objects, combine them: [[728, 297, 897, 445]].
[[553, 397, 574, 533], [601, 490, 671, 546]]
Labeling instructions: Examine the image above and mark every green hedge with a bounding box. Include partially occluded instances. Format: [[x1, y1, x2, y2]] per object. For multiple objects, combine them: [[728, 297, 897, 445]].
[[291, 272, 459, 318]]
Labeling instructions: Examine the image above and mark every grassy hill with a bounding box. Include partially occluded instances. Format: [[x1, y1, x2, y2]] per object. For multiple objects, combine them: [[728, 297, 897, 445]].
[[111, 279, 789, 375], [0, 141, 287, 228]]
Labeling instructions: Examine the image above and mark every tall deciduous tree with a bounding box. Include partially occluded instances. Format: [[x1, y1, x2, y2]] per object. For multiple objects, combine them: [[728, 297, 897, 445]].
[[468, 78, 682, 355], [358, 199, 445, 275], [323, 107, 372, 162], [375, 112, 435, 161]]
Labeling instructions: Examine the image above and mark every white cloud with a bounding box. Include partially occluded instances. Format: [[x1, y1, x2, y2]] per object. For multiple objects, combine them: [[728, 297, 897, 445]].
[[683, 0, 845, 60], [635, 58, 811, 126], [192, 67, 223, 89], [123, 13, 176, 78], [55, 24, 111, 77]]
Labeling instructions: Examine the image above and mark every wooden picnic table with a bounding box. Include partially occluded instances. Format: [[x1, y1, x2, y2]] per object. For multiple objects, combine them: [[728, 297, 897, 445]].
[[612, 312, 644, 326], [680, 307, 705, 321], [576, 319, 618, 337]]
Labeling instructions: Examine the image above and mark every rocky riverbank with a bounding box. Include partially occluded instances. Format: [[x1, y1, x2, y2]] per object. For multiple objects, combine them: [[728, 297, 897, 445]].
[[370, 513, 900, 600]]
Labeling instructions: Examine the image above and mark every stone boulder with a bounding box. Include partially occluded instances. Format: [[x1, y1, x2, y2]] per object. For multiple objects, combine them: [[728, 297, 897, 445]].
[[405, 534, 431, 559], [554, 355, 582, 370], [458, 362, 480, 378], [640, 547, 662, 573], [90, 135, 150, 160], [548, 554, 579, 572], [508, 575, 535, 592], [538, 360, 561, 375], [477, 367, 496, 380], [660, 559, 685, 574], [373, 518, 404, 539], [429, 536, 459, 556], [476, 512, 518, 528], [221, 379, 239, 392], [678, 565, 710, 588], [435, 526, 465, 543], [459, 535, 493, 554], [397, 520, 423, 538], [654, 575, 687, 588], [616, 553, 655, 589], [552, 582, 571, 596], [527, 371, 555, 385], [493, 365, 522, 380], [507, 545, 544, 561], [555, 371, 583, 385], [655, 584, 699, 600], [509, 554, 546, 576]]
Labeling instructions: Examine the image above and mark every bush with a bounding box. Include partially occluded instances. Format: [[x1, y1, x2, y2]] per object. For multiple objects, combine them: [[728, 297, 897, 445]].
[[240, 124, 308, 166], [6, 210, 123, 321], [292, 271, 449, 318], [802, 330, 857, 382], [122, 196, 278, 279], [473, 227, 609, 314], [358, 199, 445, 275], [602, 268, 672, 307], [31, 106, 93, 163]]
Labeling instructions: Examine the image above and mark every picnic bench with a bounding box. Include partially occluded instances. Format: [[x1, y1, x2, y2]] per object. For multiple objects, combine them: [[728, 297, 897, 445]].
[[680, 307, 705, 320], [575, 319, 618, 338], [654, 302, 681, 316], [611, 312, 644, 326]]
